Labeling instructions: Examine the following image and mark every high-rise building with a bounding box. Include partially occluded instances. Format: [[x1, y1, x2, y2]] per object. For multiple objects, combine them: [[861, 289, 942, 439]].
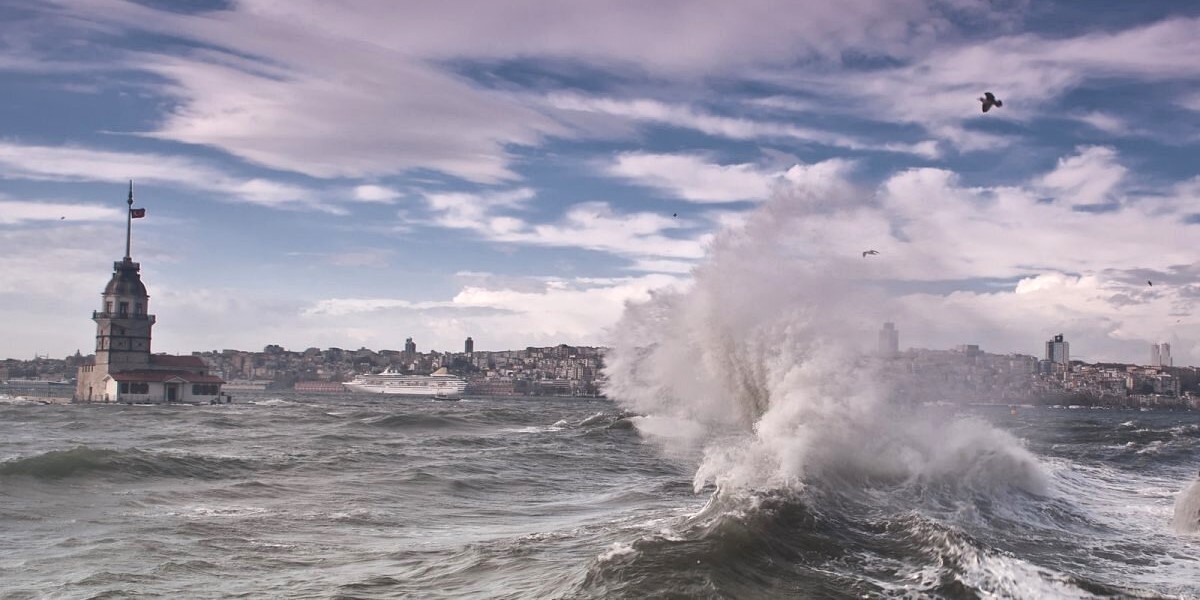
[[1045, 334, 1070, 365], [878, 322, 899, 357], [404, 337, 416, 355], [464, 337, 474, 354], [1150, 343, 1173, 367]]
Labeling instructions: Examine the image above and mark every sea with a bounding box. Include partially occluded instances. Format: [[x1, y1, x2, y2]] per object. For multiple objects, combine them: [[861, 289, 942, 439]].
[[2, 393, 1200, 599]]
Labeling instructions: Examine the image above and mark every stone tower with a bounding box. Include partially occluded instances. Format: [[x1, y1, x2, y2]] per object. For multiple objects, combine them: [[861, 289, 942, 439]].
[[92, 257, 155, 369], [93, 181, 155, 369], [76, 183, 225, 404]]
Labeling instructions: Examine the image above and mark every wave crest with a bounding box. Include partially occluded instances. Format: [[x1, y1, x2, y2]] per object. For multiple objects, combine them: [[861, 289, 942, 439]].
[[0, 446, 255, 480]]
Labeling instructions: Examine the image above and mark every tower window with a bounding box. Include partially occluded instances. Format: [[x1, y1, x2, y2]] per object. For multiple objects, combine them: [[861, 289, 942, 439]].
[[106, 301, 113, 314], [135, 303, 143, 315], [119, 302, 129, 316]]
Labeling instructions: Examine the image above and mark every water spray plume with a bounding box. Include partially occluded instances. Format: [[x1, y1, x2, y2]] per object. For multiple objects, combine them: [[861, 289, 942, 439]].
[[603, 173, 1046, 497]]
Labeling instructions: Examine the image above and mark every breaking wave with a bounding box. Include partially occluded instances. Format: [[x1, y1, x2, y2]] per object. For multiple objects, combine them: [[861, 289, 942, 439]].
[[598, 180, 1066, 597]]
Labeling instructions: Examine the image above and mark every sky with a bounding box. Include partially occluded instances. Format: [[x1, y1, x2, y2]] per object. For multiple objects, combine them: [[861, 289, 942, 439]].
[[1, 0, 1198, 365]]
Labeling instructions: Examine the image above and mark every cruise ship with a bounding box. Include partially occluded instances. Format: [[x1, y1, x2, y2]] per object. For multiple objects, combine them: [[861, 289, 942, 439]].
[[344, 367, 467, 399]]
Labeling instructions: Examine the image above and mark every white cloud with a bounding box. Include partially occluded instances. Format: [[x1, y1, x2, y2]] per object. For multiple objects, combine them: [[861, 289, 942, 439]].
[[1036, 145, 1126, 207], [1180, 93, 1200, 112], [142, 53, 560, 183], [352, 185, 402, 203], [0, 142, 335, 212], [1076, 112, 1128, 134], [421, 190, 707, 261], [606, 153, 775, 202], [291, 273, 687, 352], [549, 94, 939, 157], [794, 16, 1200, 149], [0, 200, 122, 224]]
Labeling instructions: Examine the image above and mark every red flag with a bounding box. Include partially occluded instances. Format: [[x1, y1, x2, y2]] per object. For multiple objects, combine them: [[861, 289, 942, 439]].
[[130, 208, 146, 218]]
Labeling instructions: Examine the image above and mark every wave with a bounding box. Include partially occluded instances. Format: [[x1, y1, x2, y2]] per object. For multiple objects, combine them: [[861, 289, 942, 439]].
[[576, 487, 1146, 599], [602, 180, 1048, 499], [588, 181, 1144, 597], [361, 413, 470, 429], [0, 446, 257, 481]]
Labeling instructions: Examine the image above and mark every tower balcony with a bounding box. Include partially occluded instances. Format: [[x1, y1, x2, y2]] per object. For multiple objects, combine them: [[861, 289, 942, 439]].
[[93, 311, 156, 322]]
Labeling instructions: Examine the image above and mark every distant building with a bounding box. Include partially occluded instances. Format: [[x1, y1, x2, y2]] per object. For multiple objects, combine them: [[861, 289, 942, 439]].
[[878, 322, 899, 357], [74, 184, 225, 404], [1152, 343, 1172, 368], [404, 337, 416, 355], [1045, 334, 1070, 366], [464, 336, 474, 354]]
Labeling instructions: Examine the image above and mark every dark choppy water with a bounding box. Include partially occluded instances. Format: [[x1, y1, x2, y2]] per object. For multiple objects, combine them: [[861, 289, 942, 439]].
[[3, 395, 1200, 599]]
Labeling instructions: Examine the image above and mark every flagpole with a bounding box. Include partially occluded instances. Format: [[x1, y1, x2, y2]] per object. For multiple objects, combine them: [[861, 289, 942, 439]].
[[125, 180, 133, 261]]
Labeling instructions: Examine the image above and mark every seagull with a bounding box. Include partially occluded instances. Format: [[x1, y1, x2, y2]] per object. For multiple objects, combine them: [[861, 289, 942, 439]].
[[862, 250, 880, 257], [979, 91, 1003, 113]]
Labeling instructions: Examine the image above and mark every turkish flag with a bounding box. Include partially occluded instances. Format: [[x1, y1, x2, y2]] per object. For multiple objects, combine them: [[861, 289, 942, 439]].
[[130, 208, 146, 218]]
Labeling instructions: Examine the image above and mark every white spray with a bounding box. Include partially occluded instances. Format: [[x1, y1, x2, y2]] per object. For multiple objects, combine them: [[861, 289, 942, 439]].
[[603, 173, 1046, 496]]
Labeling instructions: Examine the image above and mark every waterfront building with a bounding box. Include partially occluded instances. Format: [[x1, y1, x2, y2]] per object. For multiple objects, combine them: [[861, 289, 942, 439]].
[[878, 322, 899, 357], [465, 336, 474, 354], [404, 337, 417, 355], [74, 184, 225, 404]]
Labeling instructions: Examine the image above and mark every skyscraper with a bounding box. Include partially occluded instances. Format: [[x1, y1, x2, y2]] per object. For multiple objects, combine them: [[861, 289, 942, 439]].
[[404, 337, 416, 355], [1045, 334, 1069, 365], [464, 336, 474, 354], [1150, 343, 1173, 367], [878, 322, 899, 357]]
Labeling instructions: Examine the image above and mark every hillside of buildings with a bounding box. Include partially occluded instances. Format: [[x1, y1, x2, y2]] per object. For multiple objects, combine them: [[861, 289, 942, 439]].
[[4, 342, 1199, 407]]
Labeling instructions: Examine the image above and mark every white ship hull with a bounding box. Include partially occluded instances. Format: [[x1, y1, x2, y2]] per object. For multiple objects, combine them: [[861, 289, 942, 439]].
[[345, 368, 467, 398]]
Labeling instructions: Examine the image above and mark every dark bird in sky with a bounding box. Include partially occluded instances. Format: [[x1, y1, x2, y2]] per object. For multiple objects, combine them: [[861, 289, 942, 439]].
[[862, 250, 879, 257], [672, 213, 677, 218], [979, 91, 1003, 113], [60, 216, 65, 220], [1147, 280, 1153, 286]]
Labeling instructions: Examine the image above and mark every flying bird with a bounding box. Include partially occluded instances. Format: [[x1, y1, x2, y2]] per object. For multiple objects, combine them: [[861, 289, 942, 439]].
[[979, 91, 1003, 113], [672, 213, 677, 218], [1147, 280, 1153, 286], [862, 250, 879, 257]]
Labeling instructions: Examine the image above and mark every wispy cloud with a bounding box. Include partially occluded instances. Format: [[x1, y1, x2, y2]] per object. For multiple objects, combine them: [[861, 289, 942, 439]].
[[0, 199, 123, 224], [791, 16, 1200, 149], [606, 153, 775, 202], [549, 94, 939, 158], [0, 142, 337, 212]]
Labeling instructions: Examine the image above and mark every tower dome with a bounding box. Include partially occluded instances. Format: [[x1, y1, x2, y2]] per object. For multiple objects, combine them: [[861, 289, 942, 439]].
[[103, 259, 149, 299]]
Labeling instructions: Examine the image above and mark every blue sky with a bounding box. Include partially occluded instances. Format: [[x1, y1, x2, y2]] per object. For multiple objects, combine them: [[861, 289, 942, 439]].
[[1, 0, 1198, 364]]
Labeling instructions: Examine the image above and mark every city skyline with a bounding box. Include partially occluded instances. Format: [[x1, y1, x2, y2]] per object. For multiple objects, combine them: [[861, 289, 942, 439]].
[[2, 1, 1199, 364]]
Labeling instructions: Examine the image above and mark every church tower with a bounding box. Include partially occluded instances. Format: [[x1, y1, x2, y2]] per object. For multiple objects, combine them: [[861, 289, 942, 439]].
[[93, 182, 155, 369]]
